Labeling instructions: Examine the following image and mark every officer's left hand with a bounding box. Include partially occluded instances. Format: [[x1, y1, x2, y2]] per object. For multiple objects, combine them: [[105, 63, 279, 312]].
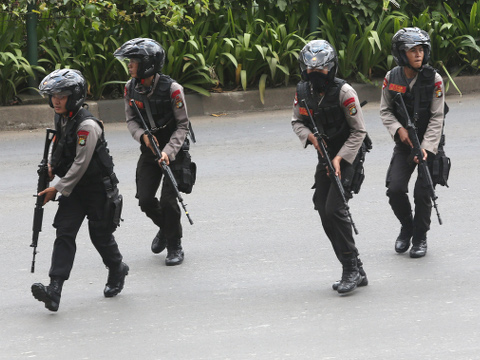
[[413, 148, 428, 164], [332, 156, 342, 179], [159, 151, 170, 167]]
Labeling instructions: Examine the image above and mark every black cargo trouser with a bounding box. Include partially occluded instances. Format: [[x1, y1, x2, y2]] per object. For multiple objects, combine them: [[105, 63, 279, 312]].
[[136, 148, 182, 247], [49, 182, 123, 280], [313, 161, 358, 263], [385, 143, 434, 240]]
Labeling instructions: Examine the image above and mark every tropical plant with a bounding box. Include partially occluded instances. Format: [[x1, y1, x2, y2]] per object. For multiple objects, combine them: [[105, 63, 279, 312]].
[[1, 0, 480, 104], [0, 47, 45, 105], [0, 11, 45, 105]]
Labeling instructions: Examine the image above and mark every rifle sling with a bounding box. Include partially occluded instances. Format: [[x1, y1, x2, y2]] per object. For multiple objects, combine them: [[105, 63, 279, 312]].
[[140, 92, 158, 131]]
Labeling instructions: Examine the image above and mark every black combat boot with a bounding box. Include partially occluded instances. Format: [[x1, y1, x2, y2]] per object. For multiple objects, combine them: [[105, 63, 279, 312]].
[[151, 229, 167, 254], [410, 239, 427, 258], [31, 277, 64, 312], [165, 240, 184, 266], [395, 215, 413, 253], [104, 262, 129, 297], [336, 254, 362, 294], [332, 257, 368, 291]]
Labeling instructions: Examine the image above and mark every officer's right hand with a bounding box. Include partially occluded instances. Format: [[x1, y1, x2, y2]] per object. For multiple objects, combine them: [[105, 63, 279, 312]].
[[142, 134, 159, 154], [308, 133, 325, 157], [397, 127, 413, 148]]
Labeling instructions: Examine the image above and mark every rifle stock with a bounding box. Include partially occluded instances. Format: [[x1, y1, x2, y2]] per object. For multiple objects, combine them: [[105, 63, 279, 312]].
[[130, 99, 193, 225], [394, 93, 442, 225], [301, 99, 359, 235], [31, 128, 56, 273]]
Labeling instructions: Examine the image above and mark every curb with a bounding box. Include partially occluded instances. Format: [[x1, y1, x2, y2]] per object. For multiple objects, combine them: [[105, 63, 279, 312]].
[[0, 76, 477, 131]]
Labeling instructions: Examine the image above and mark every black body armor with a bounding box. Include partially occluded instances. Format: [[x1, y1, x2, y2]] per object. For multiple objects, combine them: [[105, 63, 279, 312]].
[[297, 78, 350, 156], [51, 107, 115, 186], [387, 65, 436, 142], [128, 75, 176, 147]]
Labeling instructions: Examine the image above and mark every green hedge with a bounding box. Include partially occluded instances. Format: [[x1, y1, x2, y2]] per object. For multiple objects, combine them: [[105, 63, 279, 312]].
[[1, 0, 479, 105]]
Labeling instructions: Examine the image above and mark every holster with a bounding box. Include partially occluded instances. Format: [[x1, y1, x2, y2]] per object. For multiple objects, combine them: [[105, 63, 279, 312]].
[[103, 173, 123, 232], [431, 135, 451, 187], [342, 134, 372, 195], [170, 139, 197, 194]]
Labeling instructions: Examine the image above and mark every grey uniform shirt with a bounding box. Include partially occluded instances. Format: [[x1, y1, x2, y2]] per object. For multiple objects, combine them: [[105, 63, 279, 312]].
[[380, 69, 444, 154], [124, 74, 189, 161], [291, 82, 367, 164], [52, 118, 102, 197]]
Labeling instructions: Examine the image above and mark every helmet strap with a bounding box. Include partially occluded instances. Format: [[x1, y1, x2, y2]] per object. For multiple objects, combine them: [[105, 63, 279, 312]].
[[406, 62, 423, 73]]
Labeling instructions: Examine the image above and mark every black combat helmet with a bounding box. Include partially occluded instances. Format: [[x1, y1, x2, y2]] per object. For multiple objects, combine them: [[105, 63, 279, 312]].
[[39, 69, 86, 113], [298, 40, 338, 81], [114, 38, 165, 79], [392, 27, 431, 68]]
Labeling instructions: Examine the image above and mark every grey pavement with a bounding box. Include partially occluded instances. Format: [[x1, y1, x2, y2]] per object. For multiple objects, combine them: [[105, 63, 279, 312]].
[[1, 93, 480, 359]]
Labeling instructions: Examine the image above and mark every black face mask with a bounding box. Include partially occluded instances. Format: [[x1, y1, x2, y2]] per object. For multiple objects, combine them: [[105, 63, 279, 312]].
[[307, 72, 330, 93]]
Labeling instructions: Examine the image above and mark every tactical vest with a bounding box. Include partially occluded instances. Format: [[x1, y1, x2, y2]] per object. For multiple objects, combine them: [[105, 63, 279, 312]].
[[297, 78, 350, 155], [387, 65, 436, 142], [51, 107, 115, 186], [128, 75, 177, 147]]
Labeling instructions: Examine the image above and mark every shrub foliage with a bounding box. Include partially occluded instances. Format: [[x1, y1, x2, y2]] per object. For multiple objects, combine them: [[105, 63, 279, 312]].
[[1, 0, 479, 105]]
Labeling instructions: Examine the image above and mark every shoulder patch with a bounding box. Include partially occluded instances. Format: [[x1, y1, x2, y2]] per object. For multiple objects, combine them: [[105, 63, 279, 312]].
[[171, 89, 181, 99], [174, 95, 184, 109], [347, 103, 357, 116], [435, 81, 443, 98], [294, 92, 298, 106], [77, 130, 89, 146], [388, 83, 407, 93]]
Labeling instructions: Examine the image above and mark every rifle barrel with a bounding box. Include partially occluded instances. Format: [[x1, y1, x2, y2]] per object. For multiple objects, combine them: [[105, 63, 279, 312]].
[[301, 99, 359, 235], [130, 99, 193, 225]]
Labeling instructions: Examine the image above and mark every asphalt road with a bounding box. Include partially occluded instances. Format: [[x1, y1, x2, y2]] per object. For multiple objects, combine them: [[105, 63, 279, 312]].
[[0, 94, 479, 359]]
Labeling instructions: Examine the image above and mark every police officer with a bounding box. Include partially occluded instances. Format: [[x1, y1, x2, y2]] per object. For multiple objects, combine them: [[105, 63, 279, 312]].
[[380, 27, 444, 258], [292, 40, 368, 294], [114, 38, 191, 266], [31, 69, 129, 312]]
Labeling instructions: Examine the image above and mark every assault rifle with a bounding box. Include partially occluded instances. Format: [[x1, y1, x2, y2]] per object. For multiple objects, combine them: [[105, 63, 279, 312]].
[[130, 99, 193, 225], [31, 128, 56, 273], [394, 93, 442, 225], [301, 99, 359, 235]]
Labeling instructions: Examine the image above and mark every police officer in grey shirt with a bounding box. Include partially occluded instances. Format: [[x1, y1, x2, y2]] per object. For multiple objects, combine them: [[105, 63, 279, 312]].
[[380, 27, 445, 258], [292, 40, 368, 295], [114, 38, 191, 266], [31, 69, 128, 312]]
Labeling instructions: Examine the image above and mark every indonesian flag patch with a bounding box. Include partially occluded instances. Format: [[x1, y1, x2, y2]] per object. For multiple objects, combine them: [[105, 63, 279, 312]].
[[78, 130, 89, 146]]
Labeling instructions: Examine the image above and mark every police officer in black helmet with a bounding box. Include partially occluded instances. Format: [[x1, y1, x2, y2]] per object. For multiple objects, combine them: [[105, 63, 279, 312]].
[[380, 27, 445, 258], [292, 40, 368, 294], [31, 69, 128, 312], [114, 38, 191, 266]]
